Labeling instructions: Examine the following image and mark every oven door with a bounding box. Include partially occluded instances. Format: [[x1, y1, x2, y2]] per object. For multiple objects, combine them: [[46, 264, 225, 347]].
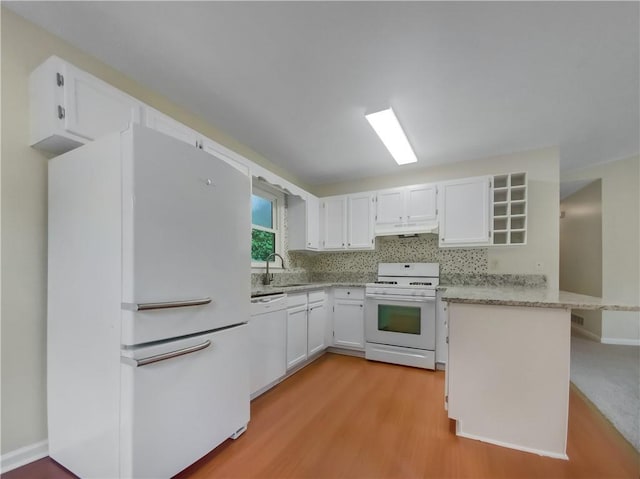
[[365, 295, 436, 350]]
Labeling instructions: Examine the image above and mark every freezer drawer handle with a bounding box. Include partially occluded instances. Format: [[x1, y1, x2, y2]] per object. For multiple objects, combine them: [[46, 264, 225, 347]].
[[128, 340, 211, 367], [124, 297, 212, 311]]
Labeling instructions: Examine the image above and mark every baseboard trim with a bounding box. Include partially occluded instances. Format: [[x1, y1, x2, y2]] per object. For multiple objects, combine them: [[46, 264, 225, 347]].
[[601, 337, 640, 346], [455, 426, 568, 460], [326, 346, 365, 358], [571, 323, 601, 342], [0, 440, 49, 473]]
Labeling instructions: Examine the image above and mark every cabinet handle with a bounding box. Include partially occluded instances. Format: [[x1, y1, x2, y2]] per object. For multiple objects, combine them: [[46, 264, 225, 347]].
[[124, 340, 211, 367], [123, 297, 211, 311]]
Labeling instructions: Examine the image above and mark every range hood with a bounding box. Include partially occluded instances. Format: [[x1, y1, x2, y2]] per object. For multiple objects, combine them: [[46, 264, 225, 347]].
[[375, 221, 439, 238]]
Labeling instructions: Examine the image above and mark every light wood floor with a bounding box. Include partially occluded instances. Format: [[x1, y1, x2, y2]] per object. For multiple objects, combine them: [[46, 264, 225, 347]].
[[176, 353, 639, 479], [5, 353, 639, 479]]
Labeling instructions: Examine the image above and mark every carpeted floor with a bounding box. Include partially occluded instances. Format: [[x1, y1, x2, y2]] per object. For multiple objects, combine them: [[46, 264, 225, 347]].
[[570, 333, 640, 451]]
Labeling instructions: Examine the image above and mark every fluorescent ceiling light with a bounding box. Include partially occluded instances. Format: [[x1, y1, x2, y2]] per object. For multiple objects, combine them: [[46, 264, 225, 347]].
[[365, 108, 417, 165]]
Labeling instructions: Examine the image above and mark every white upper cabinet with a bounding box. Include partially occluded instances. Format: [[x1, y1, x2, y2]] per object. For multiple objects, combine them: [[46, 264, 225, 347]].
[[375, 183, 438, 235], [491, 172, 528, 246], [406, 184, 437, 223], [376, 188, 405, 225], [347, 193, 375, 249], [322, 194, 375, 251], [322, 196, 347, 250], [306, 195, 321, 250], [30, 56, 142, 154], [145, 108, 200, 148], [200, 138, 250, 177], [438, 176, 491, 247], [288, 194, 320, 251]]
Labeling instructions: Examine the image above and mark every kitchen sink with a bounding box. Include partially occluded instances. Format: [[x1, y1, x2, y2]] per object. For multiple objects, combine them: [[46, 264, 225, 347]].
[[280, 283, 312, 287]]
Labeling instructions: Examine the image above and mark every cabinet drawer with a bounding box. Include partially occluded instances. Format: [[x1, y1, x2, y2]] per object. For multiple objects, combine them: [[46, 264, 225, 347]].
[[308, 290, 326, 304], [334, 287, 364, 300], [287, 292, 308, 308]]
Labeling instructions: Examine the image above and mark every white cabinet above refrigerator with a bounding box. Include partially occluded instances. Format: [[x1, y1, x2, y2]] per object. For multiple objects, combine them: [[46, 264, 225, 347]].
[[30, 55, 142, 154]]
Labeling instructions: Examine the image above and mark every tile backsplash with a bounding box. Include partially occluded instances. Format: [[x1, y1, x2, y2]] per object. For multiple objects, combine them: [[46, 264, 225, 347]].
[[290, 235, 488, 274]]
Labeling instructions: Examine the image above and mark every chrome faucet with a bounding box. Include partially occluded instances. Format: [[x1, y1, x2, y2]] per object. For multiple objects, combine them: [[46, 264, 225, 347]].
[[263, 253, 285, 286]]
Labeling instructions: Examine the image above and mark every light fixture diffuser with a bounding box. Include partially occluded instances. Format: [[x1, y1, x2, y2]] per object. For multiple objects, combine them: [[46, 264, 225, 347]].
[[365, 108, 417, 165]]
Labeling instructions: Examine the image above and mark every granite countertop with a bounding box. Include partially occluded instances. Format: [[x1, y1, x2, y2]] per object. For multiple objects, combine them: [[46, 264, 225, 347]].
[[440, 286, 640, 311], [251, 282, 366, 297]]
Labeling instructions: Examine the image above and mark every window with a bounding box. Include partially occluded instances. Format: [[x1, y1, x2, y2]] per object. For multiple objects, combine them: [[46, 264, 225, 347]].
[[251, 185, 283, 267]]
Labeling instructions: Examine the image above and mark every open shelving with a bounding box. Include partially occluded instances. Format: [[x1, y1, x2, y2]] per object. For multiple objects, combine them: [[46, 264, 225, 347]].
[[491, 172, 527, 245]]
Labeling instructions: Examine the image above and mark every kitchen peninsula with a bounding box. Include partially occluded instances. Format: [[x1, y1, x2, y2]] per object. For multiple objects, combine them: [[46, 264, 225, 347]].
[[441, 286, 640, 459]]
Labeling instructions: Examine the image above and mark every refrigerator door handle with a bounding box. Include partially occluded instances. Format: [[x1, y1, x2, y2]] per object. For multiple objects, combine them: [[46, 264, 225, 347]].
[[123, 340, 211, 367], [122, 297, 212, 311]]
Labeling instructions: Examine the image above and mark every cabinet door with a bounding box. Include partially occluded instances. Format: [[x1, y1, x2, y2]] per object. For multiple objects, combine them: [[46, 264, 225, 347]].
[[121, 126, 251, 345], [439, 176, 491, 246], [201, 139, 250, 176], [306, 195, 320, 250], [323, 196, 347, 250], [347, 193, 374, 249], [62, 63, 141, 141], [307, 302, 326, 356], [406, 184, 437, 223], [249, 309, 286, 396], [287, 306, 308, 369], [120, 325, 249, 478], [333, 300, 365, 349], [145, 108, 200, 148], [376, 189, 405, 225]]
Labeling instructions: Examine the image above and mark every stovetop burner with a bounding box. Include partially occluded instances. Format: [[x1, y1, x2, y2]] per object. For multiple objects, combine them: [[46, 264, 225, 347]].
[[366, 263, 440, 291]]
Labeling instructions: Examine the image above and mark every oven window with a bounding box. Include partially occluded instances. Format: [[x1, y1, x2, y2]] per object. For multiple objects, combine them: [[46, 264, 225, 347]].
[[378, 305, 421, 335]]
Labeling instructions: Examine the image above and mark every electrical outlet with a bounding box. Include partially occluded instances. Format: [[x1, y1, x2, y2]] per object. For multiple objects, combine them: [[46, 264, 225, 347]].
[[536, 262, 544, 272]]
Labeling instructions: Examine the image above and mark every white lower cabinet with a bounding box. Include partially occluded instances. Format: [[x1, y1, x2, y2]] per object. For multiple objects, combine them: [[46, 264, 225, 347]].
[[286, 291, 328, 370], [332, 288, 365, 350], [286, 302, 308, 369], [307, 301, 327, 356]]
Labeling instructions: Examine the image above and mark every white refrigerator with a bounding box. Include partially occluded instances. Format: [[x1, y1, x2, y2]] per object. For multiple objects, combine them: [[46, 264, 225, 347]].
[[47, 125, 251, 478]]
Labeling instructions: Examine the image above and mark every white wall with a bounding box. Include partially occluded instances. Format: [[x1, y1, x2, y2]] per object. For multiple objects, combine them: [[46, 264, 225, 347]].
[[312, 148, 561, 289], [559, 180, 603, 338], [562, 155, 640, 344]]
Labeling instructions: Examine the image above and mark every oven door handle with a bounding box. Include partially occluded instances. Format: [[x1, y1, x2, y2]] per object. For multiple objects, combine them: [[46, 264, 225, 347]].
[[366, 295, 435, 303]]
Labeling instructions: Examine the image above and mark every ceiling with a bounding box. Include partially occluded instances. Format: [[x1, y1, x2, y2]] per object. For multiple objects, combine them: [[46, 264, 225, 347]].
[[6, 1, 639, 185]]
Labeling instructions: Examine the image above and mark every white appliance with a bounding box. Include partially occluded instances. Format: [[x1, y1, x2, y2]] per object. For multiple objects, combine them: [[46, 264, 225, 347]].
[[365, 263, 439, 369], [249, 293, 287, 398], [47, 125, 251, 478]]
